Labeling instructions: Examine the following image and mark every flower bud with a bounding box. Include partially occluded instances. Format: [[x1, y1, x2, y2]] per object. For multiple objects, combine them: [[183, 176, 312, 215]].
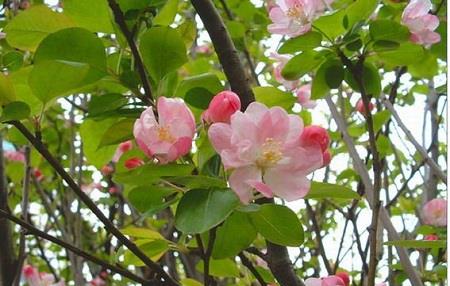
[[356, 99, 374, 116], [124, 157, 144, 169], [202, 91, 241, 124]]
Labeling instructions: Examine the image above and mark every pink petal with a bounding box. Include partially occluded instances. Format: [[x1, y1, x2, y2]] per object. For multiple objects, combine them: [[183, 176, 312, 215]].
[[208, 123, 233, 152], [229, 166, 262, 204], [264, 167, 311, 201]]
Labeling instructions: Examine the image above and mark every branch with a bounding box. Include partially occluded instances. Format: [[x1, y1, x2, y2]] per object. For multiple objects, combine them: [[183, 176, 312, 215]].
[[381, 96, 447, 184], [107, 0, 154, 106], [0, 209, 151, 285], [325, 96, 424, 286], [7, 121, 179, 286], [238, 252, 267, 286], [190, 0, 255, 109], [204, 228, 217, 286]]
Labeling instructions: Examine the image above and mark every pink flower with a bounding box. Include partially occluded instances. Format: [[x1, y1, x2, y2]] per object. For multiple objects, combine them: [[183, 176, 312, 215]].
[[424, 234, 439, 241], [89, 277, 106, 286], [401, 0, 440, 46], [81, 183, 102, 194], [335, 272, 350, 286], [34, 168, 44, 181], [299, 125, 331, 167], [195, 45, 212, 54], [112, 140, 133, 163], [202, 91, 241, 124], [124, 157, 144, 169], [100, 165, 114, 176], [422, 198, 447, 227], [4, 150, 25, 162], [295, 84, 317, 109], [267, 0, 277, 12], [208, 102, 324, 203], [305, 275, 346, 286], [268, 0, 317, 37], [356, 99, 374, 116], [134, 97, 196, 164], [22, 265, 65, 286], [108, 186, 120, 195], [270, 52, 299, 90]]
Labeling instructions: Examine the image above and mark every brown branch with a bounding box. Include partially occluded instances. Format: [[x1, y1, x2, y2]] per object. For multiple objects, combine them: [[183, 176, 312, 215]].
[[107, 0, 154, 106], [190, 0, 255, 109], [238, 252, 267, 286], [7, 121, 178, 286], [0, 209, 151, 285]]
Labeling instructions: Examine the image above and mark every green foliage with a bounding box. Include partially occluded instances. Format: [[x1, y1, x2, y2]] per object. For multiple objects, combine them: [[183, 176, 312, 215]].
[[63, 0, 115, 33], [306, 182, 359, 200], [281, 50, 324, 80], [384, 240, 447, 249], [253, 86, 296, 110], [175, 188, 239, 234], [311, 58, 342, 100], [278, 31, 323, 54]]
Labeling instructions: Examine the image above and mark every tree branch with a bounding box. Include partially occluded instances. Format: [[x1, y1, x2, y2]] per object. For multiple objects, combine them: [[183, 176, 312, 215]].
[[0, 209, 151, 285], [238, 252, 267, 286], [7, 120, 179, 286], [190, 0, 255, 109]]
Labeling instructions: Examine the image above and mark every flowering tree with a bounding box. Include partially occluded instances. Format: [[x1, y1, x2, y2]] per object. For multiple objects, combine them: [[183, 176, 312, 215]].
[[0, 0, 446, 285]]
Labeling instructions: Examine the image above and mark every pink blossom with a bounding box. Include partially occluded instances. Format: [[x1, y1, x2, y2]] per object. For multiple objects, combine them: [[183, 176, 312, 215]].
[[34, 168, 44, 181], [295, 84, 317, 109], [112, 140, 133, 163], [109, 186, 120, 195], [305, 275, 346, 286], [208, 102, 324, 203], [270, 52, 299, 90], [401, 0, 440, 46], [356, 99, 374, 116], [202, 91, 241, 124], [195, 45, 212, 54], [89, 277, 106, 286], [22, 265, 65, 286], [266, 0, 277, 12], [124, 157, 144, 169], [424, 234, 439, 241], [100, 165, 114, 176], [268, 0, 317, 37], [134, 97, 196, 164], [81, 183, 102, 194], [4, 150, 25, 162], [421, 198, 447, 227], [299, 125, 331, 167], [335, 272, 350, 286]]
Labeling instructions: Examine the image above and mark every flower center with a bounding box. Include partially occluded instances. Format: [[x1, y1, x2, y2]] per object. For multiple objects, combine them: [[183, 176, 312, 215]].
[[157, 126, 176, 143], [256, 138, 283, 168], [286, 4, 308, 24]]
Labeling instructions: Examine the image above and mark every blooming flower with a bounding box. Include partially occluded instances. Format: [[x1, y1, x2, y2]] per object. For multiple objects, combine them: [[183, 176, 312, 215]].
[[4, 150, 25, 162], [401, 0, 440, 46], [202, 91, 241, 124], [356, 99, 374, 116], [335, 272, 350, 286], [112, 140, 133, 163], [22, 265, 65, 286], [124, 157, 144, 169], [295, 84, 317, 109], [268, 0, 317, 37], [299, 125, 331, 167], [208, 102, 324, 203], [421, 198, 447, 227], [305, 275, 346, 286], [134, 97, 196, 164], [270, 52, 299, 90]]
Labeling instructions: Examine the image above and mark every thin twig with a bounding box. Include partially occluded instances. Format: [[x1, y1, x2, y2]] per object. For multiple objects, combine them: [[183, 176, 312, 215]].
[[238, 252, 267, 286]]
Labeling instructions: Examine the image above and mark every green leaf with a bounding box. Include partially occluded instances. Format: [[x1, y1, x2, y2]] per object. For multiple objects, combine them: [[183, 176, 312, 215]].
[[311, 58, 341, 100], [165, 175, 227, 189], [306, 182, 359, 200], [369, 20, 409, 42], [384, 240, 446, 249], [175, 73, 223, 100], [373, 110, 391, 133], [344, 62, 381, 96], [281, 50, 324, 80], [313, 9, 346, 39], [1, 101, 30, 121], [2, 51, 24, 71], [408, 51, 439, 79], [345, 0, 377, 28], [175, 189, 239, 234], [4, 5, 75, 51], [253, 86, 296, 111], [278, 31, 322, 54], [372, 40, 400, 52], [98, 118, 135, 147], [375, 43, 424, 66], [181, 278, 203, 286], [63, 0, 114, 33], [178, 20, 197, 48], [127, 186, 177, 213], [184, 87, 215, 110], [79, 119, 117, 168], [88, 93, 128, 117], [121, 226, 165, 240], [0, 73, 16, 105], [123, 239, 169, 266], [153, 0, 179, 26], [9, 67, 42, 115], [212, 211, 257, 259], [325, 62, 344, 88], [196, 259, 240, 278], [249, 204, 304, 247], [30, 27, 107, 102], [114, 163, 195, 186], [140, 26, 187, 81]]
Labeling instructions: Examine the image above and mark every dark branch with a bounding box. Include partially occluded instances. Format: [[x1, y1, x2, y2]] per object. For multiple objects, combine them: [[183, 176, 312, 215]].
[[238, 252, 267, 286]]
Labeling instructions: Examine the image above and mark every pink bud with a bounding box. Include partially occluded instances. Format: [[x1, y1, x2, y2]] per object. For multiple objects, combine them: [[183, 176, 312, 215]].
[[322, 150, 332, 167], [424, 234, 439, 241], [112, 141, 133, 162], [422, 198, 447, 227], [356, 99, 374, 116], [335, 272, 350, 286], [34, 169, 44, 181], [202, 91, 241, 124], [101, 165, 114, 176], [300, 126, 330, 152], [22, 265, 38, 278], [108, 186, 120, 195], [124, 157, 144, 169]]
